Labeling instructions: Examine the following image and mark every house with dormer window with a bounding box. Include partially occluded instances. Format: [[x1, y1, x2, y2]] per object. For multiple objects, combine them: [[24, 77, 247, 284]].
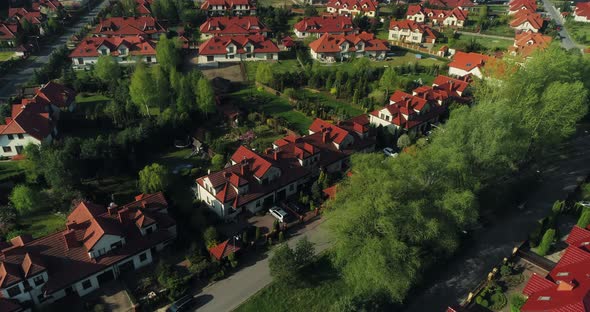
[[91, 17, 167, 39], [308, 32, 389, 62], [196, 117, 375, 219], [389, 20, 440, 44], [69, 36, 157, 69], [200, 0, 256, 16], [200, 16, 269, 39], [197, 34, 279, 63], [406, 4, 469, 27], [448, 51, 489, 79], [293, 16, 357, 38], [0, 193, 175, 311], [326, 0, 378, 17]]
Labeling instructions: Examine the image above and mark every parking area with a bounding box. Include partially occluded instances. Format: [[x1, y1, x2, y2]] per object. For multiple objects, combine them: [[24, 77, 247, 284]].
[[91, 281, 134, 312]]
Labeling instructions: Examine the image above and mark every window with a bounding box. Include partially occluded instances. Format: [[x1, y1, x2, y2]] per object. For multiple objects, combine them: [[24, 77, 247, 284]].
[[78, 58, 84, 65], [6, 285, 21, 297], [17, 134, 24, 139], [100, 49, 108, 55], [207, 55, 214, 62], [146, 227, 154, 234], [229, 54, 235, 59], [7, 134, 14, 140], [139, 253, 148, 262], [2, 146, 12, 153], [110, 241, 123, 250], [256, 200, 261, 207], [146, 57, 152, 63], [537, 296, 551, 301], [33, 275, 45, 286], [15, 146, 23, 154], [81, 280, 92, 290], [228, 46, 234, 53], [266, 54, 274, 60]]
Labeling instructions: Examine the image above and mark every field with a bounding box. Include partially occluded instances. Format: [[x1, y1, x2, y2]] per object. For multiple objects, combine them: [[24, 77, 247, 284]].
[[19, 212, 67, 238], [244, 59, 301, 81], [235, 255, 347, 312]]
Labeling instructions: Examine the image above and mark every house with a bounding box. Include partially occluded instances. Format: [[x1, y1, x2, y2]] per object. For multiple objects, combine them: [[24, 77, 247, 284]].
[[195, 116, 374, 219], [21, 81, 76, 112], [507, 31, 552, 57], [69, 36, 157, 69], [293, 16, 357, 38], [308, 32, 389, 62], [0, 193, 176, 310], [32, 0, 63, 17], [520, 225, 590, 311], [508, 0, 537, 15], [0, 100, 54, 158], [326, 0, 379, 17], [135, 0, 154, 16], [448, 51, 489, 78], [510, 11, 544, 32], [369, 75, 470, 135], [91, 17, 167, 39], [200, 0, 256, 16], [200, 16, 269, 40], [423, 0, 475, 11], [0, 23, 20, 47], [197, 34, 279, 63], [209, 240, 241, 260], [574, 2, 590, 22], [406, 5, 469, 27], [388, 20, 439, 44]]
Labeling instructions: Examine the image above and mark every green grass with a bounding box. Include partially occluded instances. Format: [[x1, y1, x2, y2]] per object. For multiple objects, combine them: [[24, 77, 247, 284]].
[[82, 175, 138, 204], [0, 51, 15, 62], [0, 161, 24, 182], [19, 212, 67, 238], [230, 87, 313, 134], [439, 33, 514, 53], [235, 255, 347, 312], [566, 20, 590, 45], [245, 59, 302, 81], [76, 93, 111, 105], [300, 89, 365, 117]]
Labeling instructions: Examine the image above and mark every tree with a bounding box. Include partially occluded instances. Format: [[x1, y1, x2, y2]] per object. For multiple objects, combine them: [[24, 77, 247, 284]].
[[269, 244, 298, 284], [197, 77, 216, 116], [294, 236, 315, 267], [10, 185, 42, 215], [94, 56, 121, 83], [0, 104, 10, 125], [138, 163, 169, 193], [255, 63, 274, 86], [577, 208, 590, 228], [304, 5, 318, 17], [120, 0, 138, 16], [129, 62, 155, 116], [397, 134, 411, 150], [204, 226, 218, 248], [510, 294, 526, 312], [156, 35, 182, 72], [211, 154, 225, 170], [152, 65, 171, 111], [379, 67, 397, 96], [536, 228, 555, 256]]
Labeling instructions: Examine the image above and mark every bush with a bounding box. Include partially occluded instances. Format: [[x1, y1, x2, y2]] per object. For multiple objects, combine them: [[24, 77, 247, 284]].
[[536, 228, 556, 256], [204, 227, 218, 249], [278, 231, 285, 243], [510, 294, 527, 312], [255, 226, 261, 241], [577, 208, 590, 228], [490, 292, 507, 310]]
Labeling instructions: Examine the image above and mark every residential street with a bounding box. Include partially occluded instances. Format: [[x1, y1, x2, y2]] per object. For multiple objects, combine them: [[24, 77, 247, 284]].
[[404, 127, 590, 311], [187, 217, 333, 312], [541, 0, 581, 50], [0, 0, 109, 99]]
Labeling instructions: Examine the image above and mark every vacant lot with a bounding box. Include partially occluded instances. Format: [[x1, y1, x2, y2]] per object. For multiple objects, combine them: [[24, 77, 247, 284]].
[[201, 64, 246, 82]]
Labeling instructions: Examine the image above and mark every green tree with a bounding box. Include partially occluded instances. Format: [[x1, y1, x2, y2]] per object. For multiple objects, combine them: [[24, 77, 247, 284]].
[[396, 134, 411, 150], [94, 55, 121, 83], [120, 0, 138, 15], [294, 236, 315, 267], [197, 77, 216, 116], [152, 65, 171, 111], [0, 104, 11, 125], [379, 67, 398, 96], [211, 154, 225, 170], [536, 228, 555, 256], [129, 62, 155, 116], [269, 244, 298, 284], [204, 226, 218, 248], [577, 209, 590, 228], [9, 185, 42, 215], [255, 63, 274, 85], [156, 35, 182, 72], [510, 294, 526, 312], [138, 163, 169, 193]]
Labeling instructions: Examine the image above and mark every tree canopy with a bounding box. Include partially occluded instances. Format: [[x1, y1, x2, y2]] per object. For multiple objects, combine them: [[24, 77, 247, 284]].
[[94, 55, 121, 83], [156, 35, 182, 72], [138, 163, 169, 193]]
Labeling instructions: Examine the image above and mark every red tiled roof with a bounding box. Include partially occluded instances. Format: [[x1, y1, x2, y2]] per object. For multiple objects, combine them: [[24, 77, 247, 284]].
[[0, 23, 19, 40], [432, 75, 470, 96], [69, 36, 157, 58], [309, 118, 351, 144], [201, 0, 255, 10], [308, 32, 389, 53], [135, 0, 153, 15], [33, 81, 76, 108], [91, 17, 166, 37], [510, 11, 544, 30], [575, 2, 590, 19], [407, 4, 469, 21], [509, 0, 537, 12], [449, 51, 489, 72], [198, 34, 279, 56], [294, 16, 356, 34], [8, 8, 43, 25], [326, 0, 378, 13], [33, 0, 62, 11], [0, 100, 53, 140], [523, 273, 555, 296], [201, 16, 269, 36], [389, 20, 440, 42], [231, 145, 273, 178], [508, 31, 552, 57], [323, 185, 337, 199], [566, 226, 590, 248], [209, 239, 240, 260]]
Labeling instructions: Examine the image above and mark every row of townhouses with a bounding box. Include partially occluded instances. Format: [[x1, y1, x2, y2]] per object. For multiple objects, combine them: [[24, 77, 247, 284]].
[[0, 193, 176, 312], [0, 0, 63, 49]]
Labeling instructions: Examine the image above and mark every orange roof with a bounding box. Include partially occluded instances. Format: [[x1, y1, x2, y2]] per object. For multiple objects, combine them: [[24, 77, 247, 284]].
[[508, 31, 552, 57], [510, 11, 544, 30], [308, 32, 389, 53], [449, 51, 489, 72], [323, 185, 338, 199], [209, 239, 240, 260]]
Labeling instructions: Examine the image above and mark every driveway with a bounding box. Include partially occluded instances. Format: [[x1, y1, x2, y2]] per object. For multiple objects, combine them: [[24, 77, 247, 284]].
[[155, 216, 333, 312], [403, 127, 590, 311], [0, 0, 110, 99], [541, 0, 581, 50]]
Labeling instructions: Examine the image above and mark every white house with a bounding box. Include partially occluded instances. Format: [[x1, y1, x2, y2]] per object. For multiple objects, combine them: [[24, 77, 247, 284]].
[[326, 0, 378, 17], [197, 34, 279, 64], [69, 36, 157, 69], [388, 20, 439, 44], [448, 51, 489, 79], [308, 32, 389, 62]]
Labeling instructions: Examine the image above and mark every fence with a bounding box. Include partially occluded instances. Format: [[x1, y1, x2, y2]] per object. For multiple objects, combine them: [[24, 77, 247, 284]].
[[390, 42, 440, 58]]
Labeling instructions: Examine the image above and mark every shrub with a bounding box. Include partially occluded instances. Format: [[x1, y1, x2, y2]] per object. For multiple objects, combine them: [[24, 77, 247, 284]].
[[510, 294, 527, 312], [255, 226, 261, 241], [490, 292, 507, 310], [278, 231, 285, 243], [500, 264, 512, 277], [204, 227, 218, 249], [536, 228, 556, 256], [577, 208, 590, 228]]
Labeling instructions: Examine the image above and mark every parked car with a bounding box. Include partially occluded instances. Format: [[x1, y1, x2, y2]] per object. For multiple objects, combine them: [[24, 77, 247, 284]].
[[383, 147, 398, 157], [270, 208, 289, 222], [167, 295, 195, 312]]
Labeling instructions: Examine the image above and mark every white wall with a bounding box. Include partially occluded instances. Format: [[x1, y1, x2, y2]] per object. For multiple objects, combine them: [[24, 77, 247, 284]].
[[89, 234, 125, 259], [0, 133, 42, 157], [574, 14, 590, 22]]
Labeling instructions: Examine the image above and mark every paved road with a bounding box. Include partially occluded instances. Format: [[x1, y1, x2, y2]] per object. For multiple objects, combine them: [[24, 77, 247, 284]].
[[541, 0, 581, 50], [184, 217, 333, 312], [404, 127, 590, 312], [0, 0, 110, 99]]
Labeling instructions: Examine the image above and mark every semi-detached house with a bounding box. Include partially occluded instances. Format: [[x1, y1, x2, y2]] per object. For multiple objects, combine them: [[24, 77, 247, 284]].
[[388, 20, 439, 44], [293, 16, 357, 38], [326, 0, 378, 17], [69, 36, 157, 69], [308, 32, 389, 62], [200, 0, 256, 16], [200, 16, 269, 40], [196, 117, 375, 219], [510, 11, 544, 32], [406, 5, 469, 28], [0, 193, 176, 311], [197, 34, 279, 63], [91, 17, 167, 39]]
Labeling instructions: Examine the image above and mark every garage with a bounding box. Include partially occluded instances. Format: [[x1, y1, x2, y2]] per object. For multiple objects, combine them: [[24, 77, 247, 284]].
[[96, 269, 115, 284], [118, 260, 135, 275]]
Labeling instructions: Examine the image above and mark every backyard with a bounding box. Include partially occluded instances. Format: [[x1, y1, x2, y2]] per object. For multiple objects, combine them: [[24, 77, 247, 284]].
[[19, 212, 67, 238], [441, 33, 514, 53]]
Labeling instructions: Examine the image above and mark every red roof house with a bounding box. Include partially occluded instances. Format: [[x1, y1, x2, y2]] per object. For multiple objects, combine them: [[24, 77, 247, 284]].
[[0, 23, 20, 47], [574, 2, 590, 23], [91, 17, 167, 39], [508, 31, 552, 57], [510, 11, 544, 32], [294, 16, 357, 38], [197, 34, 279, 63], [209, 239, 241, 260], [135, 0, 154, 16], [389, 20, 440, 44], [406, 4, 469, 27], [308, 32, 389, 62], [424, 0, 475, 10], [200, 16, 269, 39], [448, 51, 490, 79], [326, 0, 379, 17], [69, 36, 157, 69], [8, 8, 44, 26], [200, 0, 256, 16]]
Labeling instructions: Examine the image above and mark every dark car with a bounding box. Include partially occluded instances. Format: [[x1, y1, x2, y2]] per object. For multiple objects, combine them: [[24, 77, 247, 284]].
[[167, 295, 195, 312]]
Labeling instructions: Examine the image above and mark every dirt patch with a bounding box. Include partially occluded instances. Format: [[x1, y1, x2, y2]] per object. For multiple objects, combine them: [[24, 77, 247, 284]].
[[201, 64, 246, 82]]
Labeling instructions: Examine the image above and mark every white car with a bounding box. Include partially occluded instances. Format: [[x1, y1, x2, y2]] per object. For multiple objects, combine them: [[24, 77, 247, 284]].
[[270, 208, 289, 223], [578, 201, 590, 208], [383, 147, 398, 158]]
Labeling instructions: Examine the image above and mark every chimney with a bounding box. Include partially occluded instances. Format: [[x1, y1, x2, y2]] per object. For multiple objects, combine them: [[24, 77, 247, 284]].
[[322, 129, 329, 143], [117, 208, 130, 224], [273, 150, 279, 160], [63, 229, 79, 250], [108, 202, 119, 215], [240, 160, 249, 176]]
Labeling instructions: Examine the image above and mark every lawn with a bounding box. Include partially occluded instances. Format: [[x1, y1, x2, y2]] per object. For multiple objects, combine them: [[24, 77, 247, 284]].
[[0, 51, 15, 62], [0, 161, 24, 183], [235, 255, 348, 312], [299, 89, 365, 117], [244, 59, 302, 81], [440, 33, 514, 53], [19, 212, 67, 238], [229, 87, 313, 134], [566, 20, 590, 45]]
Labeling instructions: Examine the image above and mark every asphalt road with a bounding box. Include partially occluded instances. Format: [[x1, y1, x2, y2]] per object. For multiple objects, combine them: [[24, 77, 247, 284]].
[[184, 217, 333, 312], [404, 127, 590, 312], [541, 0, 580, 50], [0, 0, 110, 99]]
